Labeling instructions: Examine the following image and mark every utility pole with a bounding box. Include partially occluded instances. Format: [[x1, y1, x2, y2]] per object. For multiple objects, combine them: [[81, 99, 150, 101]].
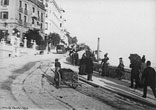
[[97, 37, 100, 61]]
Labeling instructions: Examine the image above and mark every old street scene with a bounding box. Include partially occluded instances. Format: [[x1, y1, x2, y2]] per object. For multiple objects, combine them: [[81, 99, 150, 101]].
[[0, 0, 156, 110]]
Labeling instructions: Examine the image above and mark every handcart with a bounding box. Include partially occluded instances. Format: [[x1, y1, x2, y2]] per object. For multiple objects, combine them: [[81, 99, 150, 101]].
[[52, 68, 79, 89]]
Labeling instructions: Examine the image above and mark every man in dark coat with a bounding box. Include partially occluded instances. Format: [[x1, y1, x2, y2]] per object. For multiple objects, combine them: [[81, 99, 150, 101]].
[[85, 51, 94, 81], [142, 61, 156, 98], [129, 60, 141, 89], [79, 54, 86, 75]]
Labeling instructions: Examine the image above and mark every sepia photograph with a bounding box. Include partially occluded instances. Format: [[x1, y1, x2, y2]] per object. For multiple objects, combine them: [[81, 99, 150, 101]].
[[0, 0, 156, 110]]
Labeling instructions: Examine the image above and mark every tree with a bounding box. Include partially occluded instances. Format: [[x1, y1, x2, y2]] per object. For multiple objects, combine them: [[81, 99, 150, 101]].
[[65, 30, 78, 45], [72, 36, 78, 44], [0, 30, 9, 41], [48, 33, 60, 46], [24, 29, 43, 48]]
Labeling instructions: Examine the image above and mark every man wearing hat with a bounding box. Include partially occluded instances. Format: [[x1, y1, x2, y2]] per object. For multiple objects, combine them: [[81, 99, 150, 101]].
[[142, 61, 156, 98], [116, 57, 124, 80], [101, 53, 109, 76]]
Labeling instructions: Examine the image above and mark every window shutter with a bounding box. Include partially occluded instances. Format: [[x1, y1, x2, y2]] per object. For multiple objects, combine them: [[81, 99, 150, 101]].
[[0, 12, 2, 19], [1, 0, 3, 5], [6, 12, 8, 19], [7, 0, 9, 5]]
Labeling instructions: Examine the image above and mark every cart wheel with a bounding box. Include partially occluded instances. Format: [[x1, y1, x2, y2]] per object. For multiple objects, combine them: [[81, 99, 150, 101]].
[[72, 73, 79, 89], [54, 71, 61, 88]]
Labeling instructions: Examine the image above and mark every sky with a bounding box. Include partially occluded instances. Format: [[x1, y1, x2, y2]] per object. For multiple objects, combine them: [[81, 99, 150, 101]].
[[56, 0, 156, 67]]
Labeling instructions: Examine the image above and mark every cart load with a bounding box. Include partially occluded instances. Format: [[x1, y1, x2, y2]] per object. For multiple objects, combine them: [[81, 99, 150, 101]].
[[54, 68, 79, 89], [59, 68, 75, 81]]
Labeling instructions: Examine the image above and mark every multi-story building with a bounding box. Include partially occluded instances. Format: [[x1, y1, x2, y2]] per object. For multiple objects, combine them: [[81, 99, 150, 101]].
[[0, 0, 46, 42], [42, 0, 68, 45]]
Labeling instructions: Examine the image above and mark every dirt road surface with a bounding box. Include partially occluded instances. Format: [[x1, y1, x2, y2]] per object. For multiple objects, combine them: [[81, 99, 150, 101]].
[[0, 51, 155, 110]]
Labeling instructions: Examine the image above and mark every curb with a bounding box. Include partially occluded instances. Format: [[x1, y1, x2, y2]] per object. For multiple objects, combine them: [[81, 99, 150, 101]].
[[78, 76, 156, 108], [63, 56, 156, 107]]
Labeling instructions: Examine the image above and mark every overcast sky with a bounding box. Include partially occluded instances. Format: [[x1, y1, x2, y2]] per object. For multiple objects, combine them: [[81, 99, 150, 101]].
[[57, 0, 156, 66]]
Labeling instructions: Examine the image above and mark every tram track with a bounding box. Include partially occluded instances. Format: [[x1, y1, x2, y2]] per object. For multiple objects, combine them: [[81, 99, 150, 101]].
[[20, 61, 75, 110]]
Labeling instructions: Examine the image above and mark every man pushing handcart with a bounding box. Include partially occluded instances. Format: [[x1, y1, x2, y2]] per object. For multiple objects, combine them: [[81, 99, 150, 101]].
[[53, 58, 79, 89]]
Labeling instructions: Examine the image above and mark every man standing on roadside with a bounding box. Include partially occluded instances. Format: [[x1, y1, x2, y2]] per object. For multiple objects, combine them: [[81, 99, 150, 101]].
[[85, 51, 94, 81], [116, 57, 124, 80], [142, 61, 156, 98], [101, 53, 109, 76]]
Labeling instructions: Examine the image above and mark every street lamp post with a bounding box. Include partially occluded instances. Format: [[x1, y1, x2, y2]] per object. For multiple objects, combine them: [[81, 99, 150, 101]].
[[97, 37, 100, 61]]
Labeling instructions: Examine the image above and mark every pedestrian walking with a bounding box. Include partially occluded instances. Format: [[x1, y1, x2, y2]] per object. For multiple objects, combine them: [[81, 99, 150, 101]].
[[54, 58, 61, 88], [85, 51, 94, 81], [101, 53, 109, 76], [142, 61, 156, 98], [140, 55, 146, 87], [116, 57, 125, 80]]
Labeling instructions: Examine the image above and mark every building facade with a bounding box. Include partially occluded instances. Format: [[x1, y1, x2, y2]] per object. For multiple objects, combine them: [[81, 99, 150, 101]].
[[42, 0, 68, 45], [0, 0, 45, 42]]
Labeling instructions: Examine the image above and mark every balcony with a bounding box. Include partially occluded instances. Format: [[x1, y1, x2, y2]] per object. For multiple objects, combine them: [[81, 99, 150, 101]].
[[31, 12, 38, 20], [24, 10, 28, 15], [19, 7, 23, 13]]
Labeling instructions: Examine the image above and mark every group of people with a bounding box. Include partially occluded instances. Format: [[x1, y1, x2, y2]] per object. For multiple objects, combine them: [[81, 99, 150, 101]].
[[78, 51, 156, 98], [129, 55, 156, 98], [79, 50, 94, 81], [69, 50, 79, 66], [78, 52, 125, 81], [100, 53, 125, 80]]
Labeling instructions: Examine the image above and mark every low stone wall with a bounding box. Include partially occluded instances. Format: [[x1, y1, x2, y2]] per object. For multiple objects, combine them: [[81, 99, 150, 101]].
[[93, 62, 131, 81], [67, 54, 131, 81]]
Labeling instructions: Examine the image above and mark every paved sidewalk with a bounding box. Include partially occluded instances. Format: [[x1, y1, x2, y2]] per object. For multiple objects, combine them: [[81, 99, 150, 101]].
[[60, 57, 156, 107]]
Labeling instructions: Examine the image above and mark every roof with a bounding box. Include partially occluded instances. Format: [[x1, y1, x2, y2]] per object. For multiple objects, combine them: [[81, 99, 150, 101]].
[[28, 0, 45, 11]]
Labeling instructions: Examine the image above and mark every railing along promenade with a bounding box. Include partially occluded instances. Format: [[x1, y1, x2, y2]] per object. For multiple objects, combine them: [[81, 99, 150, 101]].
[[93, 62, 131, 80]]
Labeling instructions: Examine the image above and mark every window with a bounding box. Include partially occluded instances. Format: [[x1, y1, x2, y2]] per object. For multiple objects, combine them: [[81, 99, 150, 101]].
[[45, 22, 48, 30], [60, 23, 62, 28], [0, 11, 8, 19], [25, 4, 27, 10], [32, 18, 34, 24], [33, 7, 35, 13], [19, 13, 21, 20], [19, 0, 22, 7], [24, 16, 26, 23], [1, 0, 9, 5], [38, 11, 40, 20], [40, 23, 42, 29], [41, 13, 43, 22]]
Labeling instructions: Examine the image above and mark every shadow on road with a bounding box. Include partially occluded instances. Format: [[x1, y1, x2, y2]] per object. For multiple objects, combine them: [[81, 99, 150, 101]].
[[1, 61, 37, 91]]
